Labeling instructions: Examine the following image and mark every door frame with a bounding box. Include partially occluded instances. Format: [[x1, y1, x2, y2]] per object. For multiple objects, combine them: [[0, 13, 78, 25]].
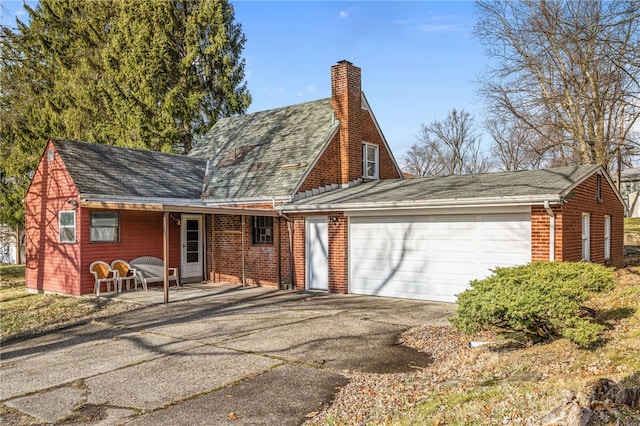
[[306, 216, 329, 291], [181, 214, 204, 282]]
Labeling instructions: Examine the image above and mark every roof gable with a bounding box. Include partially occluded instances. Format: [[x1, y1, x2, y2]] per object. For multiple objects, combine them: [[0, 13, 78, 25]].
[[189, 98, 338, 200], [53, 139, 207, 200]]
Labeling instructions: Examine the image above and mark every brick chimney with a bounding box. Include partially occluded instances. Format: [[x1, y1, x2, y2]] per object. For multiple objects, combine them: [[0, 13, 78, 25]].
[[331, 60, 362, 185]]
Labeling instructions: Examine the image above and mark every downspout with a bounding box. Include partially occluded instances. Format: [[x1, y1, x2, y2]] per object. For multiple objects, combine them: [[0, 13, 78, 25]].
[[241, 215, 246, 287], [543, 201, 555, 261]]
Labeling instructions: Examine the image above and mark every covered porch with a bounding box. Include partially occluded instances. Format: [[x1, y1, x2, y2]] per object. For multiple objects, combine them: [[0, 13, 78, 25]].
[[81, 198, 288, 303]]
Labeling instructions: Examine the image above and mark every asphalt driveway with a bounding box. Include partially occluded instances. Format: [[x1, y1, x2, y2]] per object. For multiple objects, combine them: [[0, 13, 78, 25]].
[[1, 285, 456, 425]]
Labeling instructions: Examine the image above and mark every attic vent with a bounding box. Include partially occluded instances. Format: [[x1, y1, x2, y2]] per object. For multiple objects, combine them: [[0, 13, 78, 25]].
[[47, 149, 55, 162], [281, 162, 308, 171]]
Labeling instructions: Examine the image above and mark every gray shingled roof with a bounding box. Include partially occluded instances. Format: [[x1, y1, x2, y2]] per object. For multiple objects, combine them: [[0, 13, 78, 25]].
[[54, 139, 207, 200], [287, 165, 601, 209], [189, 98, 338, 200]]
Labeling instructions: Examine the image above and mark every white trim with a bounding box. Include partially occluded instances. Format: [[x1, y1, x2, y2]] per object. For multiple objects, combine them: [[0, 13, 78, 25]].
[[281, 195, 563, 213], [362, 142, 379, 179], [58, 210, 76, 243], [562, 165, 625, 207], [181, 214, 204, 280], [345, 205, 532, 217], [582, 213, 591, 261], [604, 215, 611, 260]]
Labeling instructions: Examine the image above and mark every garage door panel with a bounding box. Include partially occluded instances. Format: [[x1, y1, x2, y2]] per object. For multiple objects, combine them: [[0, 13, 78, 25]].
[[349, 212, 531, 302]]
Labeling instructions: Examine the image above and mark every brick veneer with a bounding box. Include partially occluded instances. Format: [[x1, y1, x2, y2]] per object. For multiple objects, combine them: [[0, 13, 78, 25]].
[[530, 172, 624, 267]]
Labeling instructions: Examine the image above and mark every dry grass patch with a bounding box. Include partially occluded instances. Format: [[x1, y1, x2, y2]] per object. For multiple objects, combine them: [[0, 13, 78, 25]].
[[306, 267, 640, 425], [1, 265, 145, 342]]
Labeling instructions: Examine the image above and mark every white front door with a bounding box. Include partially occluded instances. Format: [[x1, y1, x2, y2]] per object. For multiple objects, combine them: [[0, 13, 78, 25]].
[[306, 217, 329, 291], [181, 214, 203, 281], [582, 213, 591, 261]]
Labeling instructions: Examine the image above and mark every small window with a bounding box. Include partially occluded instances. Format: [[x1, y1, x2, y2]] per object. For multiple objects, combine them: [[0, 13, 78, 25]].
[[604, 215, 611, 260], [59, 211, 76, 243], [90, 211, 120, 243], [596, 174, 602, 202], [362, 143, 379, 179], [252, 216, 273, 244], [582, 213, 590, 261]]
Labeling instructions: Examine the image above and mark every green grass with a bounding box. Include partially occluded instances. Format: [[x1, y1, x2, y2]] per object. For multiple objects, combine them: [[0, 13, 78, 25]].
[[0, 264, 26, 286], [624, 217, 640, 232]]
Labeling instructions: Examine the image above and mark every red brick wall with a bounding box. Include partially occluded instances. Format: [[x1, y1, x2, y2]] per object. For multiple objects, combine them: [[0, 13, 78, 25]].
[[300, 62, 401, 192], [25, 140, 82, 295], [561, 173, 624, 267], [210, 214, 286, 288], [531, 205, 563, 261], [298, 133, 341, 192]]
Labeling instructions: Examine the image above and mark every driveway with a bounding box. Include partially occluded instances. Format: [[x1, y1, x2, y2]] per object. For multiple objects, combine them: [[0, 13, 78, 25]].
[[1, 285, 455, 425]]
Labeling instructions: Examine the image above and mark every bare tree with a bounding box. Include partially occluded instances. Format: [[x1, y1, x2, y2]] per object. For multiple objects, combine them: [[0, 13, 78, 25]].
[[485, 117, 544, 170], [401, 141, 445, 177], [475, 0, 640, 171], [402, 108, 491, 176]]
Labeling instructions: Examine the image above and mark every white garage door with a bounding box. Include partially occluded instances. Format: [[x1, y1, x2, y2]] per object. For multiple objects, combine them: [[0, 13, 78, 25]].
[[349, 212, 531, 302]]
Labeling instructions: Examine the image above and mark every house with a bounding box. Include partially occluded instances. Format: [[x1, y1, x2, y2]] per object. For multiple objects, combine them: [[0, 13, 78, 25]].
[[25, 60, 625, 302], [620, 168, 640, 217]]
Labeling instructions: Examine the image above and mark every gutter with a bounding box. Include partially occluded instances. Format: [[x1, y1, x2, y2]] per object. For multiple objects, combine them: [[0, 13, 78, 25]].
[[278, 195, 564, 213], [544, 200, 556, 261]]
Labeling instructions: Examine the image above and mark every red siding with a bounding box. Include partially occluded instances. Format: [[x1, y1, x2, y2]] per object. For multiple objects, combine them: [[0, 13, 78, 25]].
[[79, 210, 181, 294], [25, 141, 82, 295]]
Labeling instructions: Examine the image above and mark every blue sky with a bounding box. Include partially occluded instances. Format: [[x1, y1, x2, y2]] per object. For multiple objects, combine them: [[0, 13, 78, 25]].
[[1, 1, 487, 161]]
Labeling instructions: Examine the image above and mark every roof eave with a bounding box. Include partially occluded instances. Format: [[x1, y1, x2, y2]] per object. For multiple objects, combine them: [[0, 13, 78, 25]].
[[279, 194, 564, 213]]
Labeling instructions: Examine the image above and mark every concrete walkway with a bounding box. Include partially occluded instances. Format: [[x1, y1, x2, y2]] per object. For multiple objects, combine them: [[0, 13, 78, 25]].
[[1, 284, 456, 425]]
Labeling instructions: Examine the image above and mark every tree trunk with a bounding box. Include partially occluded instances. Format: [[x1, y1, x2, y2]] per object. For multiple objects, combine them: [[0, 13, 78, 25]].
[[15, 225, 22, 264]]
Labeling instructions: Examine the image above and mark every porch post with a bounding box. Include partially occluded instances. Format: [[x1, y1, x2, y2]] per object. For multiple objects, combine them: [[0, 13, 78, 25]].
[[163, 211, 170, 304], [241, 215, 246, 287]]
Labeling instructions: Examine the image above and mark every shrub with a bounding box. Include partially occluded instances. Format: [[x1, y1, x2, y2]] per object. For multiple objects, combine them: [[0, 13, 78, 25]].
[[450, 262, 616, 348]]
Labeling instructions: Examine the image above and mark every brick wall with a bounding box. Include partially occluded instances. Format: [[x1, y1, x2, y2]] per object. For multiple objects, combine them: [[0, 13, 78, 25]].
[[210, 213, 287, 287], [561, 173, 624, 267], [531, 205, 563, 261]]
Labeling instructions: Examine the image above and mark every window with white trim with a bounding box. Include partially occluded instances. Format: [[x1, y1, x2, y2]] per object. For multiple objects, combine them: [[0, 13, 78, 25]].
[[59, 211, 76, 243], [90, 211, 120, 243], [362, 142, 379, 179], [604, 215, 611, 260], [582, 213, 590, 261]]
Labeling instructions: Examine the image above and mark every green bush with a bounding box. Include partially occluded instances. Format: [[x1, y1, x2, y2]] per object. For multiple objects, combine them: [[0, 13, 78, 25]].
[[450, 262, 616, 348]]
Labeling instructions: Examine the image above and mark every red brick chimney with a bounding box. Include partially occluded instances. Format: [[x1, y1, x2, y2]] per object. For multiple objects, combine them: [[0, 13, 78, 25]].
[[331, 60, 362, 185]]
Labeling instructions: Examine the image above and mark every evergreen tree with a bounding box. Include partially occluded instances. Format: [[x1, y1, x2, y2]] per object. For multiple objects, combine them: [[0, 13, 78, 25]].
[[0, 0, 251, 247]]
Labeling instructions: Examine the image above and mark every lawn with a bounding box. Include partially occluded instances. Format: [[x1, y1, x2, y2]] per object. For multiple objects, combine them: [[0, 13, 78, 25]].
[[624, 217, 640, 232], [0, 265, 143, 341]]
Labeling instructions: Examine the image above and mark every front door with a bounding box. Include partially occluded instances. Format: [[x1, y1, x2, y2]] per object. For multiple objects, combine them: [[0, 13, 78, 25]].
[[306, 217, 329, 291], [181, 214, 203, 282]]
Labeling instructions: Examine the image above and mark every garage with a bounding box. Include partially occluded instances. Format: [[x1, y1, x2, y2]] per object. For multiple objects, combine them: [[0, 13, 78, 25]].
[[349, 209, 531, 302]]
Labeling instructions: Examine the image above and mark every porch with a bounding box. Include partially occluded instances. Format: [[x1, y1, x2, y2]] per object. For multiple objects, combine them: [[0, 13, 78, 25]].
[[98, 281, 280, 304]]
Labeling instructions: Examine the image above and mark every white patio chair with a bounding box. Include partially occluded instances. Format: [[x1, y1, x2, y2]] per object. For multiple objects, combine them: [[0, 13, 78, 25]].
[[111, 259, 138, 291], [90, 261, 120, 295]]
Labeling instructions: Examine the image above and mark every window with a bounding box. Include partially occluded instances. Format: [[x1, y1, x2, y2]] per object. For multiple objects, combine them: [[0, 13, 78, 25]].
[[59, 211, 76, 243], [252, 216, 273, 244], [362, 143, 379, 179], [90, 211, 119, 243], [604, 215, 611, 260], [582, 213, 590, 261], [596, 174, 602, 202]]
